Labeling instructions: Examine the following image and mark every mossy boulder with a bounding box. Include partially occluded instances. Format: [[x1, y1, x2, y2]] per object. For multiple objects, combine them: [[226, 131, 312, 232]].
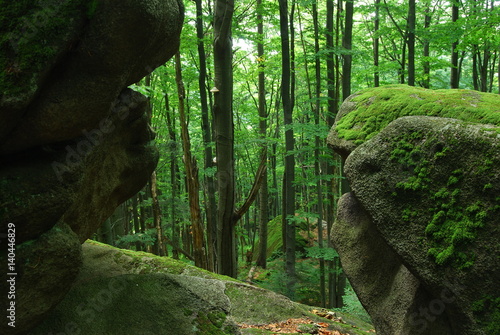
[[0, 1, 183, 333], [30, 241, 375, 335], [331, 114, 500, 334], [252, 215, 311, 262], [1, 0, 184, 153], [328, 84, 500, 158], [328, 85, 500, 334]]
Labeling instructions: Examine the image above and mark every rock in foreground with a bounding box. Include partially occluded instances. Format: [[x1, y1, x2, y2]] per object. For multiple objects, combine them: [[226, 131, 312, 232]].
[[31, 241, 374, 335], [0, 1, 183, 333]]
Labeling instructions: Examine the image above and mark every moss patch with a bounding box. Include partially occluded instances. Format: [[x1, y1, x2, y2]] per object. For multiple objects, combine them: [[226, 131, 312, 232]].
[[84, 239, 238, 282], [335, 85, 500, 145], [472, 295, 500, 334], [387, 120, 500, 269], [0, 0, 89, 102], [253, 215, 310, 261]]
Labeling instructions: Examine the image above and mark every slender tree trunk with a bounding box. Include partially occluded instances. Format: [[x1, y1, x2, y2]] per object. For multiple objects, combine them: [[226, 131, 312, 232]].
[[480, 50, 489, 92], [451, 0, 460, 88], [498, 50, 500, 94], [326, 0, 336, 113], [310, 0, 326, 308], [256, 0, 269, 269], [213, 0, 236, 277], [195, 0, 217, 273], [407, 0, 416, 86], [123, 201, 131, 249], [165, 94, 181, 260], [326, 0, 341, 310], [342, 0, 354, 101], [132, 195, 142, 251], [279, 0, 296, 298], [422, 3, 431, 88], [175, 52, 208, 270], [150, 171, 166, 256], [374, 0, 380, 87], [138, 191, 148, 252]]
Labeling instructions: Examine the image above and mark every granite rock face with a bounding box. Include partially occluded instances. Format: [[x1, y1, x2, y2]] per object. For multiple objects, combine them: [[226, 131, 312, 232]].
[[328, 86, 500, 335], [0, 1, 183, 333]]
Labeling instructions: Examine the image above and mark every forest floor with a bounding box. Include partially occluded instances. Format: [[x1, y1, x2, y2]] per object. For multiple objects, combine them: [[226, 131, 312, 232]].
[[238, 308, 376, 335]]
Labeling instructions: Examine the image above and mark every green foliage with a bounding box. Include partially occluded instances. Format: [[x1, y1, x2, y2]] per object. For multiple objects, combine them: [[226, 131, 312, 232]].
[[339, 286, 371, 324], [305, 246, 339, 261], [86, 0, 99, 18], [115, 229, 157, 248]]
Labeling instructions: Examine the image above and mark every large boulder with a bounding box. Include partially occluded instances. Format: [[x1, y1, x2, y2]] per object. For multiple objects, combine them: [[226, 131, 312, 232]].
[[0, 0, 183, 334], [328, 85, 500, 335], [30, 241, 375, 335]]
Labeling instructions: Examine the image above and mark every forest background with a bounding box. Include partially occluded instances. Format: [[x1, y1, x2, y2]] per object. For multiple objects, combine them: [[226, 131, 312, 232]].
[[92, 0, 500, 312]]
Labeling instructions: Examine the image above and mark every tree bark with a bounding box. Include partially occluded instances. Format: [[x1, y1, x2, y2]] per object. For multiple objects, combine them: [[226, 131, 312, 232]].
[[195, 0, 217, 273], [342, 0, 354, 101], [450, 0, 460, 88], [131, 195, 142, 251], [407, 0, 416, 86], [311, 0, 326, 308], [165, 94, 181, 260], [213, 0, 236, 278], [279, 0, 296, 298], [422, 3, 431, 88], [175, 52, 208, 270], [255, 0, 269, 269], [374, 0, 380, 87], [150, 171, 166, 256]]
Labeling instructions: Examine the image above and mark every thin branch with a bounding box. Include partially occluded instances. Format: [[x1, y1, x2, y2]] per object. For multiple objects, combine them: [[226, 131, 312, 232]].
[[233, 148, 268, 222]]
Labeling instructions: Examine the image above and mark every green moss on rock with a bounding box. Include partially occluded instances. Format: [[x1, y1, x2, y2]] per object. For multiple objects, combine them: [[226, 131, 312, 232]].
[[334, 85, 500, 146], [386, 120, 499, 269], [0, 0, 89, 103]]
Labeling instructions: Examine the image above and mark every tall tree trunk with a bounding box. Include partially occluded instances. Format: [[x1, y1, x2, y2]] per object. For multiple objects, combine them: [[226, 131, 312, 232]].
[[407, 0, 416, 86], [123, 201, 131, 249], [374, 0, 380, 87], [175, 52, 208, 270], [150, 171, 166, 256], [165, 94, 181, 260], [256, 0, 269, 269], [450, 0, 460, 88], [309, 0, 326, 308], [326, 0, 338, 310], [213, 0, 236, 277], [342, 0, 354, 101], [138, 191, 148, 252], [131, 195, 142, 251], [195, 0, 217, 273], [279, 0, 296, 298], [422, 3, 431, 88]]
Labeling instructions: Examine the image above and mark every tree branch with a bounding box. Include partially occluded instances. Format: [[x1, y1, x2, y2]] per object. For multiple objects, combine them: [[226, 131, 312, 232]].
[[233, 148, 267, 223]]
